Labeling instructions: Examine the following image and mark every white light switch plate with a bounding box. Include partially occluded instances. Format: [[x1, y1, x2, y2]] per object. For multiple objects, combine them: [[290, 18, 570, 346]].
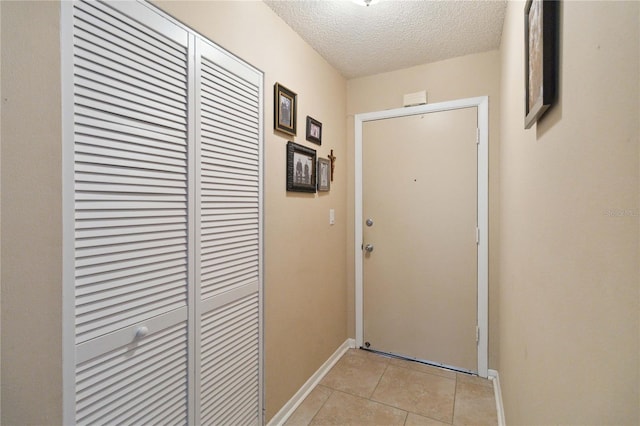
[[329, 209, 335, 225]]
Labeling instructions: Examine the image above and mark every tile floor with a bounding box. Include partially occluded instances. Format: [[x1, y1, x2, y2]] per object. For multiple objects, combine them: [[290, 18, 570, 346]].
[[284, 348, 498, 426]]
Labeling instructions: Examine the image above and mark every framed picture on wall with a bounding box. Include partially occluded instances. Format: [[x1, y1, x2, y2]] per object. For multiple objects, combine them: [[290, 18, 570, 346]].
[[287, 141, 316, 193], [317, 158, 330, 192], [274, 83, 297, 136], [305, 116, 322, 145], [524, 0, 559, 129]]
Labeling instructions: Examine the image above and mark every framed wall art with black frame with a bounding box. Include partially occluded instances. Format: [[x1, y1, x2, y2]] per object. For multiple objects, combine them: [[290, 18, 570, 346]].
[[287, 141, 317, 193], [524, 0, 559, 129], [274, 83, 297, 136], [305, 116, 322, 145]]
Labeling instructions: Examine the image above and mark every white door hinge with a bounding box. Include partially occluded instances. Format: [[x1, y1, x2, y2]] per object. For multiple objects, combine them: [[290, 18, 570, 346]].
[[475, 227, 479, 245], [476, 325, 480, 344], [476, 128, 480, 145]]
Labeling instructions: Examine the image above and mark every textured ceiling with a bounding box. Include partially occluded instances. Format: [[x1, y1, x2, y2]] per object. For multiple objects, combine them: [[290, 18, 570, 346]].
[[264, 0, 508, 79]]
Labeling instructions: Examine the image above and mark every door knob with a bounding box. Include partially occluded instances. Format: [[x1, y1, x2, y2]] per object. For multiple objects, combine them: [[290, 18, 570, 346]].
[[135, 326, 149, 339], [364, 244, 374, 253]]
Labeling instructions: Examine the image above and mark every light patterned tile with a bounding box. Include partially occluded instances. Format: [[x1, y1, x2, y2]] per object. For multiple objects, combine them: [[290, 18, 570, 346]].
[[284, 385, 332, 426], [319, 349, 388, 398], [347, 348, 393, 364], [405, 412, 451, 426], [288, 351, 497, 426], [452, 381, 498, 426], [371, 365, 456, 423], [310, 390, 407, 426], [388, 357, 457, 380], [456, 372, 493, 388]]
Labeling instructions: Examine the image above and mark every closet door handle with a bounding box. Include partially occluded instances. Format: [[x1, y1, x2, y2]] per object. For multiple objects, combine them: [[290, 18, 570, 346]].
[[135, 326, 149, 339]]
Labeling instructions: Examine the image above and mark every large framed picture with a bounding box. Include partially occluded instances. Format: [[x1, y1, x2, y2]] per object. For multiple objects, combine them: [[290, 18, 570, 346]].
[[287, 141, 316, 193], [275, 83, 297, 136], [305, 116, 322, 145], [524, 0, 559, 129], [317, 158, 330, 192]]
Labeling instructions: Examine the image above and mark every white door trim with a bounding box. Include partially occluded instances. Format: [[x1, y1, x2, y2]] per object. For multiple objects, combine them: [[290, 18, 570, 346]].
[[354, 96, 489, 377]]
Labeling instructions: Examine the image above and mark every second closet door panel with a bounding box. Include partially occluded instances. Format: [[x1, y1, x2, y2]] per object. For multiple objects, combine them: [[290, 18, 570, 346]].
[[196, 38, 263, 425]]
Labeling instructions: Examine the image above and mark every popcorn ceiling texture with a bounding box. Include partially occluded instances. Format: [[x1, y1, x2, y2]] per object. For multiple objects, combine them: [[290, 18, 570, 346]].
[[264, 0, 507, 79]]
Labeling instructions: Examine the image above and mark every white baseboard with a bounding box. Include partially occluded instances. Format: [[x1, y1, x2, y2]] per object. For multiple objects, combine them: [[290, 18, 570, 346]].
[[488, 369, 505, 426], [268, 338, 355, 426]]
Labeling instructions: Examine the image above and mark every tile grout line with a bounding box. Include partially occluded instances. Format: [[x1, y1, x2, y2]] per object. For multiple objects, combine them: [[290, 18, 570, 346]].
[[364, 358, 415, 424], [367, 362, 456, 425], [305, 387, 333, 426], [450, 373, 458, 425], [320, 387, 412, 426], [367, 360, 389, 399], [401, 409, 409, 426]]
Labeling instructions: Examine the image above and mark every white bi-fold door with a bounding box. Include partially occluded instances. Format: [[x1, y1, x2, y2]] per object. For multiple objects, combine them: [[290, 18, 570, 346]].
[[64, 1, 263, 424], [195, 38, 263, 425]]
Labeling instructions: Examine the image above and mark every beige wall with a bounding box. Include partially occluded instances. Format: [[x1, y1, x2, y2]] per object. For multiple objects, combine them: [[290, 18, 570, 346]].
[[1, 0, 348, 423], [346, 51, 502, 369], [4, 1, 638, 424], [499, 1, 639, 424], [0, 1, 64, 424]]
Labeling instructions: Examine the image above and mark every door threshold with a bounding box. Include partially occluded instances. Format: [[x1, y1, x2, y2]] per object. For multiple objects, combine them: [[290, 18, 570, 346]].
[[358, 347, 477, 376]]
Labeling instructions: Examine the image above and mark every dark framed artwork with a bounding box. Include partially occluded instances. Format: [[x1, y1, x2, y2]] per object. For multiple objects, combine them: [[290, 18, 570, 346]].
[[287, 141, 316, 193], [274, 83, 297, 136], [524, 0, 559, 129], [317, 158, 330, 192], [305, 116, 322, 145]]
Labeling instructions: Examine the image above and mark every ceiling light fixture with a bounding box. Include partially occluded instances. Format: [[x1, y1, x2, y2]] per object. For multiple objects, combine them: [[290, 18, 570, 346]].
[[351, 0, 379, 6]]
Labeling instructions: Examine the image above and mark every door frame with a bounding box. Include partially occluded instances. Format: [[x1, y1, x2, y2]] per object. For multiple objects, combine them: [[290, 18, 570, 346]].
[[354, 96, 489, 377]]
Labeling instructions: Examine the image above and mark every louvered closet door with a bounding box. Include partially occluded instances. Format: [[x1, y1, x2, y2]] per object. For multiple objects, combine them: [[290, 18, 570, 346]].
[[195, 39, 263, 426], [71, 1, 191, 423]]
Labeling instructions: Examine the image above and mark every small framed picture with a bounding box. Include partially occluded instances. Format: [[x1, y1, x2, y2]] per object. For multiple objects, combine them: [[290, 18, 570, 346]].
[[274, 83, 297, 136], [317, 158, 331, 192], [287, 141, 316, 193], [305, 116, 322, 145], [524, 0, 559, 129]]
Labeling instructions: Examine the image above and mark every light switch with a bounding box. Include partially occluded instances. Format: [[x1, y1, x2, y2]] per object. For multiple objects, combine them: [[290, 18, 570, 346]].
[[329, 209, 335, 225]]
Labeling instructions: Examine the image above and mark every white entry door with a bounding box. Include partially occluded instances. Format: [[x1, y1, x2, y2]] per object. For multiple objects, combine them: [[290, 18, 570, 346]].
[[355, 98, 488, 376]]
